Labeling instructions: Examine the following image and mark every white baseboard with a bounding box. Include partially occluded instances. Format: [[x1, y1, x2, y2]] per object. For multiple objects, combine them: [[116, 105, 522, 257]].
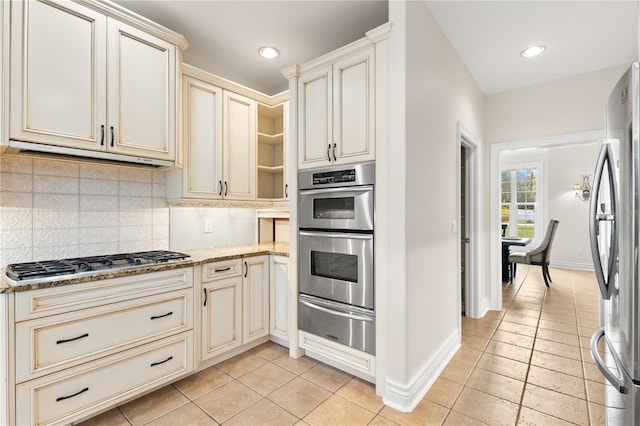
[[550, 261, 594, 271], [478, 297, 491, 318], [382, 329, 460, 412]]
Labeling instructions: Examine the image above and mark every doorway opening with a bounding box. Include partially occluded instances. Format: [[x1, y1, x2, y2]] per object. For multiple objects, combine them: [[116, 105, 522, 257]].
[[489, 130, 604, 311]]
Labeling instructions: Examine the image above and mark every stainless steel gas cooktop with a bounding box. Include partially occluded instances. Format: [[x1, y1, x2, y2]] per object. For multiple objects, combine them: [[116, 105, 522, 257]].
[[5, 250, 191, 285]]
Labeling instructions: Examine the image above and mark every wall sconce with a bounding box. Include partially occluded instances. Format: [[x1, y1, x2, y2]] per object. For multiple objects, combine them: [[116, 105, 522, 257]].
[[573, 175, 591, 201]]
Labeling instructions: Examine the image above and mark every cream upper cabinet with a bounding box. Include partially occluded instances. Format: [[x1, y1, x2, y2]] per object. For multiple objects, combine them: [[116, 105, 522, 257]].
[[8, 0, 182, 161], [223, 90, 256, 200], [298, 47, 374, 169], [167, 65, 289, 203], [106, 19, 176, 161], [180, 75, 224, 198], [332, 48, 375, 165], [9, 0, 106, 149], [298, 65, 332, 168]]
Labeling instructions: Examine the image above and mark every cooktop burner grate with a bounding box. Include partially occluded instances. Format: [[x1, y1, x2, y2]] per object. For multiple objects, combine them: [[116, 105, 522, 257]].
[[5, 250, 190, 282]]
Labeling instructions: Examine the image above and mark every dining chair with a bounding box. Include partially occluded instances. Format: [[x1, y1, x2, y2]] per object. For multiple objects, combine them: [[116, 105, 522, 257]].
[[508, 219, 560, 287]]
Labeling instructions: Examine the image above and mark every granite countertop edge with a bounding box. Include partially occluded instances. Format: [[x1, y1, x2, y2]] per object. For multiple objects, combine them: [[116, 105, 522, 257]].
[[0, 242, 289, 294]]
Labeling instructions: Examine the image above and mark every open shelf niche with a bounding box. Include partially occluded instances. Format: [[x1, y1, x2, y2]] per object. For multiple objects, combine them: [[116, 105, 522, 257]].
[[257, 102, 286, 199]]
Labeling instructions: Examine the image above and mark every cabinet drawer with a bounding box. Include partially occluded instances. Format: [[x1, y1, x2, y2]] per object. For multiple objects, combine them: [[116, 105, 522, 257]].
[[16, 332, 193, 426], [15, 267, 193, 322], [201, 259, 242, 282], [16, 289, 193, 383]]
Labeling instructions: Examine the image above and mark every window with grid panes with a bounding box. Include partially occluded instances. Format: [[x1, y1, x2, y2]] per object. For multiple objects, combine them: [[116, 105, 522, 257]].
[[500, 167, 539, 239]]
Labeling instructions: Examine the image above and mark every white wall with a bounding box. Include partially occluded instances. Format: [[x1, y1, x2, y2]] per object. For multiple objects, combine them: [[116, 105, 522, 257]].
[[547, 143, 600, 269], [0, 155, 169, 267], [485, 65, 628, 144], [501, 143, 600, 270], [169, 207, 256, 251], [385, 0, 484, 411]]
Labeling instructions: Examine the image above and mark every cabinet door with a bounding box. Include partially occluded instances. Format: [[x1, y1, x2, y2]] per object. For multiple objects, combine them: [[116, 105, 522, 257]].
[[9, 0, 106, 149], [298, 65, 332, 170], [270, 255, 289, 341], [182, 76, 223, 198], [201, 277, 242, 361], [243, 256, 269, 343], [223, 91, 256, 200], [333, 47, 375, 164], [107, 19, 176, 161]]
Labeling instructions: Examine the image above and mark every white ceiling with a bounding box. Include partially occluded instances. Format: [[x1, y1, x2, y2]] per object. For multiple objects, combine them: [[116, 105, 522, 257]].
[[426, 1, 638, 94], [114, 0, 389, 95], [114, 1, 638, 96]]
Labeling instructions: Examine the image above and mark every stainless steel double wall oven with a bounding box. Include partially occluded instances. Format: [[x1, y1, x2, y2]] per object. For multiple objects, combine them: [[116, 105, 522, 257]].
[[298, 162, 375, 355]]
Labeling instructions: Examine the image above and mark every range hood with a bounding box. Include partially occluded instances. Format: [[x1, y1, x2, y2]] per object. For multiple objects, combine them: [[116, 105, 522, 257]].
[[4, 140, 176, 167]]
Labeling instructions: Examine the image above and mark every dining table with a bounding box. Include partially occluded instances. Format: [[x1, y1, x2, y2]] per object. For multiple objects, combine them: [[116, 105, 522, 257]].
[[501, 237, 532, 282]]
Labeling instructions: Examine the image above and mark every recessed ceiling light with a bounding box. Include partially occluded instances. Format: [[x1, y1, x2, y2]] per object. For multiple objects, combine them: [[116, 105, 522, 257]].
[[259, 46, 279, 59], [520, 45, 546, 58]]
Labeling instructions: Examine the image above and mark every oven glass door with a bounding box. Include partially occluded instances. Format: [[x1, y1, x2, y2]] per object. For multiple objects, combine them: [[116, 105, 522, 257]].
[[298, 185, 373, 231], [299, 230, 373, 309]]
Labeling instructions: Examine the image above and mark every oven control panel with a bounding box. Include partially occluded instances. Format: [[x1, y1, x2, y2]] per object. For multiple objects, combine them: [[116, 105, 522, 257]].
[[299, 161, 375, 190], [312, 169, 356, 185]]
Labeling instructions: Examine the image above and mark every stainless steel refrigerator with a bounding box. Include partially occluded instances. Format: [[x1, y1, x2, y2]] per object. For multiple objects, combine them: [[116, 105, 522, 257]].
[[590, 62, 640, 424]]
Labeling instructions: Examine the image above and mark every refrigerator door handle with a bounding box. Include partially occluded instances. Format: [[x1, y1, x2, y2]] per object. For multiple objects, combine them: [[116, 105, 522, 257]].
[[589, 143, 619, 300], [590, 327, 627, 394]]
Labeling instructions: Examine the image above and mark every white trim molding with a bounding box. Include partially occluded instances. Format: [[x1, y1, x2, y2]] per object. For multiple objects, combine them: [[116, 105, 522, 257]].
[[382, 329, 459, 413], [456, 122, 483, 319], [551, 261, 595, 271]]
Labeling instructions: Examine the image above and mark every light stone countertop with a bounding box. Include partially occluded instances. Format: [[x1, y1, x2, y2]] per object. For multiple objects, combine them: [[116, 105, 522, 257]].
[[0, 242, 289, 294]]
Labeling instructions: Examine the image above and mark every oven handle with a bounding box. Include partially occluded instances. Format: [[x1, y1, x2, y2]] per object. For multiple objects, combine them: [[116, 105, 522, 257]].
[[300, 299, 374, 322], [299, 230, 373, 240], [299, 185, 373, 196]]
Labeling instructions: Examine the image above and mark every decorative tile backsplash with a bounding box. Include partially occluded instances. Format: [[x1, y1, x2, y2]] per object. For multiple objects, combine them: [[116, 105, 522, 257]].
[[0, 155, 169, 267]]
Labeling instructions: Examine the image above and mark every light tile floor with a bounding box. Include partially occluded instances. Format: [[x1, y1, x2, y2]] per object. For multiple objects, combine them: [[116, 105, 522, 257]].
[[80, 265, 606, 425]]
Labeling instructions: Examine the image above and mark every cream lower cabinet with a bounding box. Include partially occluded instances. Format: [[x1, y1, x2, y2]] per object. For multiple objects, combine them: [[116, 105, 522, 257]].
[[297, 47, 375, 169], [242, 256, 269, 343], [270, 255, 289, 342], [200, 255, 278, 363], [201, 274, 243, 360], [8, 0, 182, 161], [10, 267, 195, 426], [200, 256, 268, 362]]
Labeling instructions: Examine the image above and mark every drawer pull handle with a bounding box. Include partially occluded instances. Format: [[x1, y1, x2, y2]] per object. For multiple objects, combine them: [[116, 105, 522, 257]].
[[150, 356, 173, 367], [214, 267, 231, 273], [150, 312, 173, 320], [56, 333, 89, 344], [56, 387, 89, 402], [204, 288, 207, 306]]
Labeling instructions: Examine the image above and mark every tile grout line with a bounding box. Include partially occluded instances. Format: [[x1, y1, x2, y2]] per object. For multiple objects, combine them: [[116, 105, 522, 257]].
[[442, 269, 527, 425]]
